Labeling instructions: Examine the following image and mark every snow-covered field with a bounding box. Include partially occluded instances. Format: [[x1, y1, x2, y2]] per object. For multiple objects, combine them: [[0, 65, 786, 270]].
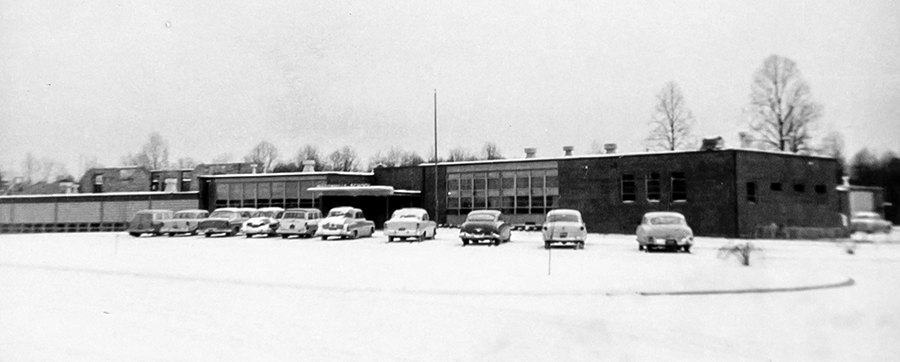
[[2, 229, 899, 361]]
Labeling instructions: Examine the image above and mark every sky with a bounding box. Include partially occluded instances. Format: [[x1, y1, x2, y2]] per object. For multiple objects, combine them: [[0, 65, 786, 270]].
[[1, 0, 899, 179]]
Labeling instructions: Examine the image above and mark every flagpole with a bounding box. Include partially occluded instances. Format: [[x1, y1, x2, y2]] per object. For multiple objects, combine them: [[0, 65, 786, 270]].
[[433, 89, 439, 224]]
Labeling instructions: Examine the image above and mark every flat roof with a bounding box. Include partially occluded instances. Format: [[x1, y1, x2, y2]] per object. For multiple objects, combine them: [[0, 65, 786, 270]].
[[199, 171, 374, 179], [419, 148, 836, 167], [307, 185, 420, 196], [0, 191, 199, 199]]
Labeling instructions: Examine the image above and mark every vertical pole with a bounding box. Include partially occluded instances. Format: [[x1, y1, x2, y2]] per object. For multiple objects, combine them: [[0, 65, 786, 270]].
[[434, 89, 439, 224], [548, 247, 552, 276]]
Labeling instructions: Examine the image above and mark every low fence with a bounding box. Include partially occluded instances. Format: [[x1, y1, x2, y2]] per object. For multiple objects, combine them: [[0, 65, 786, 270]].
[[0, 192, 200, 234], [752, 224, 850, 239]]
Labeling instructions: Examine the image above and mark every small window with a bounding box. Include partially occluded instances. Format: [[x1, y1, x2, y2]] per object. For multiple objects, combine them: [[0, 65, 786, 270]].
[[501, 177, 514, 189], [794, 184, 805, 193], [646, 173, 661, 202], [93, 175, 103, 185], [621, 174, 636, 202], [358, 211, 365, 219], [671, 172, 687, 202], [119, 169, 135, 180], [815, 185, 827, 194], [747, 182, 757, 203], [770, 183, 782, 191]]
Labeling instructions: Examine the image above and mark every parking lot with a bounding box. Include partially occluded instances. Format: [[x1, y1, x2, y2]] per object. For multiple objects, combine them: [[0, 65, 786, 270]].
[[2, 230, 899, 361]]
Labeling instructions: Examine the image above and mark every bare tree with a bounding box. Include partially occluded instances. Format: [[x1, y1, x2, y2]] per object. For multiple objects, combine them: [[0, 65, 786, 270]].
[[817, 131, 847, 179], [21, 152, 40, 184], [175, 157, 198, 169], [369, 146, 425, 168], [746, 54, 822, 153], [482, 142, 504, 160], [295, 145, 324, 171], [212, 153, 234, 163], [122, 132, 170, 169], [646, 81, 696, 151], [447, 147, 478, 162], [76, 154, 102, 179], [327, 146, 359, 171], [244, 141, 280, 173]]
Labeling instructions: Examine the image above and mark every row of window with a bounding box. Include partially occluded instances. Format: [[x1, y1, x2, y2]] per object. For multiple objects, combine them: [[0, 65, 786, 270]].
[[746, 182, 828, 203], [619, 172, 686, 203], [213, 181, 323, 209], [446, 169, 559, 215]]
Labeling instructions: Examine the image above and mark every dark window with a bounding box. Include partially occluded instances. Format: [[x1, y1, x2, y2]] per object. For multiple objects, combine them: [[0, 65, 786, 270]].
[[516, 176, 529, 189], [180, 171, 192, 191], [516, 195, 530, 214], [487, 177, 500, 190], [447, 197, 460, 209], [794, 184, 805, 193], [501, 196, 515, 214], [501, 177, 514, 189], [150, 172, 161, 191], [92, 174, 103, 193], [459, 178, 473, 190], [770, 182, 782, 191], [448, 179, 459, 191], [545, 175, 558, 188], [815, 185, 827, 194], [621, 174, 636, 202], [671, 172, 686, 202], [646, 173, 660, 201], [473, 178, 486, 190], [747, 182, 757, 203]]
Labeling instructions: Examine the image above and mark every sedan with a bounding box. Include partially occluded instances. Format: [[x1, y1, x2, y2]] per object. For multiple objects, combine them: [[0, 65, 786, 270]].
[[636, 211, 693, 252], [384, 208, 437, 242], [316, 207, 376, 240], [459, 210, 511, 246], [160, 209, 210, 236], [542, 209, 587, 249], [241, 207, 285, 238], [850, 211, 892, 234]]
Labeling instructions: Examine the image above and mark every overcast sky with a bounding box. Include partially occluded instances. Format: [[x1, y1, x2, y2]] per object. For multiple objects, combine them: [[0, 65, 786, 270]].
[[1, 0, 899, 178]]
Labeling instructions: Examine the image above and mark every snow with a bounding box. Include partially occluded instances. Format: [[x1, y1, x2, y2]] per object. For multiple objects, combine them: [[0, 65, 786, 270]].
[[2, 230, 899, 361]]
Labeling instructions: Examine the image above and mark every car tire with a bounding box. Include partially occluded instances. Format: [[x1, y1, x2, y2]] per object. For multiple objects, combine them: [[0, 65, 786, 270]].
[[246, 234, 252, 238], [370, 227, 375, 237], [683, 245, 691, 253], [387, 236, 394, 242], [493, 238, 501, 246], [638, 244, 644, 251], [321, 236, 328, 240], [544, 241, 550, 249], [352, 230, 358, 239], [418, 232, 425, 242], [204, 232, 211, 238], [281, 234, 288, 239], [129, 232, 140, 237], [462, 239, 469, 246]]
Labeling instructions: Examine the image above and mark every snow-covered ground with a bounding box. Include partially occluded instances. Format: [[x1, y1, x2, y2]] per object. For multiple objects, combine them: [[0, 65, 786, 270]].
[[2, 230, 899, 361]]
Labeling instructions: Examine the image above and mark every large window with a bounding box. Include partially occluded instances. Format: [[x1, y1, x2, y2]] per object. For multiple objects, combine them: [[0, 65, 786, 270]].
[[646, 173, 661, 202], [181, 171, 192, 191], [447, 168, 558, 215], [621, 174, 636, 202], [671, 172, 686, 202]]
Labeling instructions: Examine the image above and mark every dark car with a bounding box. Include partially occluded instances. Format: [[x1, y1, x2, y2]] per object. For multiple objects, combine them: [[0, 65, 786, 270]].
[[458, 210, 512, 246], [127, 209, 174, 237], [197, 208, 256, 237]]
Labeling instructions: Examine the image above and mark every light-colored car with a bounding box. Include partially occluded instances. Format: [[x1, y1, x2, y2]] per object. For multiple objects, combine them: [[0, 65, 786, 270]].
[[459, 210, 512, 246], [159, 209, 210, 236], [542, 209, 587, 249], [198, 208, 255, 237], [636, 211, 694, 252], [127, 209, 174, 237], [850, 211, 892, 234], [241, 207, 285, 238], [384, 208, 437, 242], [276, 208, 324, 238], [316, 207, 376, 240]]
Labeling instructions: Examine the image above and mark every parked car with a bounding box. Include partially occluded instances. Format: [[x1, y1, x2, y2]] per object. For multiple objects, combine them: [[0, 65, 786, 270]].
[[241, 207, 285, 238], [198, 208, 255, 237], [542, 209, 587, 249], [636, 211, 694, 252], [127, 209, 174, 237], [383, 208, 437, 242], [276, 208, 323, 238], [159, 209, 210, 236], [316, 207, 376, 240], [459, 210, 511, 246], [850, 211, 893, 234]]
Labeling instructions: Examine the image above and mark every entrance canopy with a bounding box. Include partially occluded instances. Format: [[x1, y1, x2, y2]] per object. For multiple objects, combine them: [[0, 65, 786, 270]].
[[307, 185, 420, 197]]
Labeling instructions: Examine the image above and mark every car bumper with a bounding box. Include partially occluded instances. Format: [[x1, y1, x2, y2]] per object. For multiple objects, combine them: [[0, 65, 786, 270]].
[[201, 227, 233, 235], [642, 237, 692, 246], [242, 225, 273, 234], [276, 227, 311, 235], [317, 228, 350, 237], [160, 226, 195, 234], [545, 236, 585, 243], [385, 229, 421, 237], [459, 232, 499, 240]]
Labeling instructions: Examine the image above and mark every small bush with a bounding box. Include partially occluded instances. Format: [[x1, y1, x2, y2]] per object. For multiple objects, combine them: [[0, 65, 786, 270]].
[[717, 242, 760, 266]]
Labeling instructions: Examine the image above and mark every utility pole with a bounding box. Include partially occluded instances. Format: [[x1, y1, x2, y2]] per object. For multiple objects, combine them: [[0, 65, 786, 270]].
[[433, 90, 439, 224]]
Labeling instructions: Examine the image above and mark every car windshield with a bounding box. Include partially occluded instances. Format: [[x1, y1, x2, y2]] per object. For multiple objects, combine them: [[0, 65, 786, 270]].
[[548, 214, 580, 223], [282, 212, 306, 219], [650, 216, 684, 225], [258, 211, 277, 218], [328, 210, 352, 217], [467, 213, 496, 222], [854, 212, 879, 219], [210, 211, 236, 218], [131, 213, 153, 223], [393, 213, 421, 220], [174, 213, 195, 219]]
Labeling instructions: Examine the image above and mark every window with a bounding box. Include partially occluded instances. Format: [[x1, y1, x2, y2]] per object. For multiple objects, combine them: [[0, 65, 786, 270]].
[[671, 172, 686, 202], [150, 172, 161, 191], [93, 174, 103, 193], [646, 173, 660, 202], [770, 182, 782, 191], [180, 171, 192, 191], [794, 184, 805, 193], [119, 169, 135, 180], [621, 174, 636, 202], [501, 176, 514, 189], [448, 179, 459, 191], [747, 182, 757, 203], [815, 185, 827, 194], [545, 175, 558, 188]]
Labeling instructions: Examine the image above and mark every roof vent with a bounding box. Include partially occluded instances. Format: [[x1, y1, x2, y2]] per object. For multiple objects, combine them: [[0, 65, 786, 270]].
[[524, 148, 537, 159], [700, 137, 724, 151], [563, 146, 574, 156], [604, 144, 617, 154], [302, 160, 316, 172]]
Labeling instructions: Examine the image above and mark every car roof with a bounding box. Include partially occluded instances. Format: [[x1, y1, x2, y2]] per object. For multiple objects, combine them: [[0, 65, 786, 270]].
[[329, 206, 360, 213], [136, 209, 173, 214], [468, 209, 501, 216], [547, 209, 581, 216], [284, 208, 321, 212], [853, 211, 880, 217], [643, 211, 685, 218], [256, 207, 285, 212], [174, 209, 208, 214], [213, 208, 241, 212], [394, 208, 427, 214]]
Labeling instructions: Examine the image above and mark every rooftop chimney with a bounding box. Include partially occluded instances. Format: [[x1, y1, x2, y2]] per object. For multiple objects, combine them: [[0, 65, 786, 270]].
[[524, 148, 537, 159], [251, 164, 258, 174], [302, 160, 316, 172], [563, 146, 574, 156], [604, 143, 617, 154], [700, 137, 724, 151]]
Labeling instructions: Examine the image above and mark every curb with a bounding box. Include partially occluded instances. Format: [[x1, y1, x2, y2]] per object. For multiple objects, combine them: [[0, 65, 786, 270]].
[[634, 278, 855, 296]]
